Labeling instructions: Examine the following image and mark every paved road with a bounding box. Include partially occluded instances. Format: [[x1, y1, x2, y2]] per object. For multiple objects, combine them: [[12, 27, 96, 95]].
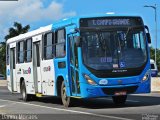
[[0, 86, 160, 120]]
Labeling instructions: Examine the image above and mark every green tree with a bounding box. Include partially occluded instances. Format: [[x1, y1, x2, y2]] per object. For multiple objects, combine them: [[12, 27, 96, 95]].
[[5, 22, 30, 40], [0, 42, 6, 76], [0, 22, 30, 76]]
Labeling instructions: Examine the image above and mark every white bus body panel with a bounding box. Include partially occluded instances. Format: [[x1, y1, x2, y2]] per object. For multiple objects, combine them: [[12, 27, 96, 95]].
[[41, 59, 55, 95], [32, 35, 42, 42], [10, 42, 16, 48], [16, 63, 35, 94]]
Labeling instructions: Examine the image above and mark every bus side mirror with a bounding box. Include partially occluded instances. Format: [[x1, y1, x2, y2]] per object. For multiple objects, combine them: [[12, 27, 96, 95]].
[[146, 33, 151, 44], [75, 36, 81, 47], [145, 25, 151, 44]]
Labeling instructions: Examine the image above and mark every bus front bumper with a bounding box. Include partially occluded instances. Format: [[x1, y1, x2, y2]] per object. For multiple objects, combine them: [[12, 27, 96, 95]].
[[80, 80, 150, 98]]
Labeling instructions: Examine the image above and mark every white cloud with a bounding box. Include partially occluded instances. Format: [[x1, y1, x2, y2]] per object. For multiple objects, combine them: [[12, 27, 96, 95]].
[[0, 0, 76, 41]]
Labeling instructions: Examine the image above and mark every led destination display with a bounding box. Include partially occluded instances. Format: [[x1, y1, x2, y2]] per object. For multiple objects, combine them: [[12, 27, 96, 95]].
[[91, 19, 130, 26], [80, 17, 143, 27]]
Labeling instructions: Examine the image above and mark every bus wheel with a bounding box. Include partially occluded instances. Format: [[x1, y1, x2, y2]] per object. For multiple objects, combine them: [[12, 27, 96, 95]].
[[61, 81, 71, 107], [112, 95, 127, 105], [21, 81, 31, 102]]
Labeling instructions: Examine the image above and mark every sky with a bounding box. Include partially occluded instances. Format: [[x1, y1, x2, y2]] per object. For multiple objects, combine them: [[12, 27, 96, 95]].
[[0, 0, 159, 48]]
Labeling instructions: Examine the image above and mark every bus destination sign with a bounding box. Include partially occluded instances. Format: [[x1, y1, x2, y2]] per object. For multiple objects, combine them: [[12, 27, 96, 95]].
[[90, 19, 130, 26], [80, 17, 143, 27]]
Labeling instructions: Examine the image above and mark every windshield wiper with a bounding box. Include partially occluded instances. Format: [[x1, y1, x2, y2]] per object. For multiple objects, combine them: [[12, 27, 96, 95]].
[[126, 27, 131, 38]]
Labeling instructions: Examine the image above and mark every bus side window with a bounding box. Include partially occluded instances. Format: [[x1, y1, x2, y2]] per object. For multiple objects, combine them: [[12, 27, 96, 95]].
[[43, 32, 54, 60], [55, 29, 66, 58], [17, 41, 24, 63], [25, 38, 32, 62]]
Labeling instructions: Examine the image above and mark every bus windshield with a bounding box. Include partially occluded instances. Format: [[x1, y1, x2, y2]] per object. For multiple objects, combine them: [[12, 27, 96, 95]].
[[81, 27, 147, 70]]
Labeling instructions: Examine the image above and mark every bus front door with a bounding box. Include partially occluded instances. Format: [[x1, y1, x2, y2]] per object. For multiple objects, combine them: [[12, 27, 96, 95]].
[[68, 34, 80, 96], [10, 47, 17, 92], [33, 41, 42, 93]]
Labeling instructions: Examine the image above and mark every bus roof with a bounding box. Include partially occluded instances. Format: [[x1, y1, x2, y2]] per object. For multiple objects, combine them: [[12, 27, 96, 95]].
[[7, 24, 52, 44]]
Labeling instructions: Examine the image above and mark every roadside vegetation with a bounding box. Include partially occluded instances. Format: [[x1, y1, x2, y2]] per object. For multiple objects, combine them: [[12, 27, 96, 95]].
[[0, 22, 30, 77], [150, 47, 160, 73]]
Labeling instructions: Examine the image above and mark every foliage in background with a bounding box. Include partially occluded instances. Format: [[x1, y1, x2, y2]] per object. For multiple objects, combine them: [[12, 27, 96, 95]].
[[4, 22, 30, 40], [0, 22, 30, 77], [0, 42, 6, 76], [150, 47, 160, 70]]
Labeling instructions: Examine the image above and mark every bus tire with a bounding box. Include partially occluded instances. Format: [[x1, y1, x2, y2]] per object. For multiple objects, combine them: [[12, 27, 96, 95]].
[[112, 95, 127, 105], [61, 81, 72, 107], [21, 81, 31, 102]]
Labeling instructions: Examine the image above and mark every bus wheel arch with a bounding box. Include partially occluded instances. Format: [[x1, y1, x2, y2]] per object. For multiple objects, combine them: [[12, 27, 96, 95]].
[[20, 77, 31, 101], [20, 77, 24, 93], [56, 76, 72, 107], [56, 76, 64, 97]]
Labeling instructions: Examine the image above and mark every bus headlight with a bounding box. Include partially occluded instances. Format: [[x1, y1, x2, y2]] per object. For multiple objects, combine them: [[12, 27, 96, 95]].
[[142, 72, 150, 82], [83, 74, 97, 85]]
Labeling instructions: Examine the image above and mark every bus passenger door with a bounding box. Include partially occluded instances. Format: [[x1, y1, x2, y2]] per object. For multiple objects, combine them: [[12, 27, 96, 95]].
[[10, 46, 17, 92], [33, 40, 42, 93], [68, 34, 80, 96]]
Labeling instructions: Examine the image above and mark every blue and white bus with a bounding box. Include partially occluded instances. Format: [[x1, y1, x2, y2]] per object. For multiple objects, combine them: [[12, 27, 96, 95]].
[[7, 15, 151, 107]]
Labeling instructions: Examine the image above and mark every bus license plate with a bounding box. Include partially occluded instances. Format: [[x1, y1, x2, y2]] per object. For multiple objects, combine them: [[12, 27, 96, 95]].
[[115, 91, 127, 96]]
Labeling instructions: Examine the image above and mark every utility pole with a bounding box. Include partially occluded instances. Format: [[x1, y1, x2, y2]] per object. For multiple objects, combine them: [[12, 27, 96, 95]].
[[144, 4, 157, 64]]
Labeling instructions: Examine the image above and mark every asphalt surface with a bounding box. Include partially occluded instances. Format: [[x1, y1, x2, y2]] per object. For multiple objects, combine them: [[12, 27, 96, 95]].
[[0, 86, 160, 120]]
